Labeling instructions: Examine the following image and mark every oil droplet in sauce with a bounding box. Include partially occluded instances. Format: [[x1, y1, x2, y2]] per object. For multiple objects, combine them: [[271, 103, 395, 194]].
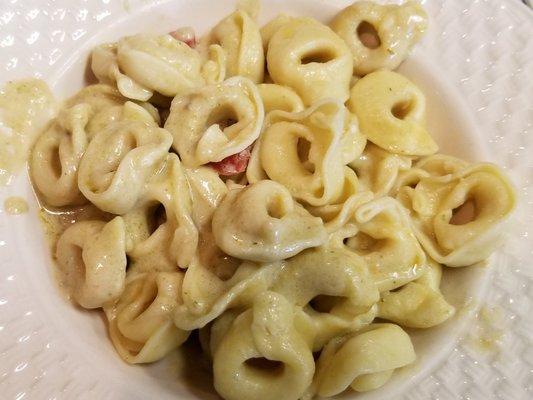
[[0, 79, 57, 185], [4, 196, 29, 215]]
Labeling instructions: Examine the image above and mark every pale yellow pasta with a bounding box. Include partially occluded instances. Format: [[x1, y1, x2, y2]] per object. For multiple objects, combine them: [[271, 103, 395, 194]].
[[185, 165, 229, 229], [348, 69, 438, 156], [164, 77, 264, 166], [124, 154, 198, 272], [201, 44, 227, 84], [378, 259, 455, 328], [266, 17, 353, 105], [212, 180, 327, 262], [92, 34, 204, 101], [201, 10, 264, 83], [257, 83, 304, 114], [25, 2, 519, 400], [84, 100, 160, 139], [65, 83, 126, 113], [55, 217, 127, 309], [306, 167, 374, 233], [335, 197, 426, 291], [212, 292, 315, 400], [31, 104, 91, 206], [313, 324, 415, 396], [331, 1, 428, 75], [174, 258, 280, 330], [78, 120, 172, 214], [271, 244, 379, 350], [395, 159, 516, 267], [350, 142, 413, 196], [252, 100, 355, 206], [104, 271, 190, 363]]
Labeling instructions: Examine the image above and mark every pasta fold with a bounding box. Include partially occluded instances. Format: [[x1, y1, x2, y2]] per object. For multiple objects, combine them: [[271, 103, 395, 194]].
[[56, 217, 127, 309], [212, 180, 328, 262], [331, 1, 428, 75]]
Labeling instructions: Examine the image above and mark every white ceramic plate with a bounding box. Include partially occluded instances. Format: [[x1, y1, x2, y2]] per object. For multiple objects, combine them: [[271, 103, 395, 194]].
[[0, 1, 532, 399]]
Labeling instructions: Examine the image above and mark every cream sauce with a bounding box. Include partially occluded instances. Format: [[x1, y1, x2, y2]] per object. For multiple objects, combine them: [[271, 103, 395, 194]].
[[4, 196, 29, 215], [0, 79, 57, 185]]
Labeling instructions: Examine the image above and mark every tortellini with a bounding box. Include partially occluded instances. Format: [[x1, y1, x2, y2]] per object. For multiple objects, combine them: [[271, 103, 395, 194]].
[[124, 154, 198, 271], [378, 259, 455, 328], [331, 1, 428, 75], [32, 2, 517, 400], [212, 180, 327, 262], [212, 292, 315, 400], [313, 324, 415, 396], [56, 217, 127, 309], [104, 272, 190, 363], [164, 77, 264, 167], [266, 17, 353, 105], [92, 34, 205, 101], [251, 100, 361, 206], [78, 120, 172, 214], [31, 104, 91, 207], [348, 69, 438, 156], [257, 83, 304, 114], [201, 9, 264, 83], [395, 157, 516, 267], [337, 197, 426, 292], [349, 142, 412, 196]]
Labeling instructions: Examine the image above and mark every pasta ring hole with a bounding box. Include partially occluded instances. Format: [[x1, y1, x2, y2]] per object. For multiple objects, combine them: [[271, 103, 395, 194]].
[[130, 282, 158, 320], [49, 145, 62, 179], [297, 138, 315, 173], [300, 48, 337, 65], [344, 232, 385, 254], [450, 199, 477, 225], [357, 21, 381, 49], [391, 100, 414, 120], [266, 195, 287, 219], [244, 357, 285, 377], [148, 203, 167, 235], [206, 104, 239, 131], [309, 295, 344, 313]]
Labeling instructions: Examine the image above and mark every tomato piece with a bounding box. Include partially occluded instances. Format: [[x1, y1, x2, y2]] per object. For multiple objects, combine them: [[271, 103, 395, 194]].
[[210, 147, 252, 176], [169, 27, 197, 48]]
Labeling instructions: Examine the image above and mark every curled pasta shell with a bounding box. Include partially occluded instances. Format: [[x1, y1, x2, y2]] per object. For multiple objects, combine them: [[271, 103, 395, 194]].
[[271, 245, 379, 350], [378, 259, 455, 328], [92, 34, 205, 101], [84, 100, 159, 139], [104, 271, 190, 363], [348, 69, 438, 156], [212, 180, 328, 262], [336, 197, 427, 291], [397, 159, 516, 267], [257, 83, 304, 114], [266, 17, 353, 105], [314, 324, 416, 396], [31, 104, 91, 207], [212, 292, 315, 400], [255, 100, 355, 206], [202, 10, 264, 83], [164, 76, 264, 167], [185, 165, 229, 229], [78, 120, 172, 214], [56, 217, 127, 309], [349, 142, 412, 197], [331, 1, 428, 75], [174, 257, 280, 330], [124, 153, 198, 271], [65, 83, 126, 112]]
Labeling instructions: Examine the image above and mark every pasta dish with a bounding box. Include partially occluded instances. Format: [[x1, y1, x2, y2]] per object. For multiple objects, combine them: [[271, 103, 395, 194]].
[[19, 1, 518, 399]]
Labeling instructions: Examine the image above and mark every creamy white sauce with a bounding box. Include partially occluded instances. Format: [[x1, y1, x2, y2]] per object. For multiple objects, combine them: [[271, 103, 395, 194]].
[[4, 196, 28, 215], [0, 79, 57, 185]]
